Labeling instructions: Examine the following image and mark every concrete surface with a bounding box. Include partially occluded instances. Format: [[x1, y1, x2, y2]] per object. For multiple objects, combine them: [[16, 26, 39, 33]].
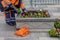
[[0, 13, 59, 40], [0, 1, 60, 39]]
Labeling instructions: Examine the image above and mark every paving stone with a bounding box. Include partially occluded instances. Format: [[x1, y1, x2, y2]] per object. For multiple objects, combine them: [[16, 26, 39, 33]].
[[0, 23, 16, 31], [39, 37, 59, 40], [16, 22, 54, 29], [0, 13, 59, 40], [30, 29, 50, 32], [5, 38, 38, 40], [4, 33, 39, 40], [0, 37, 4, 40]]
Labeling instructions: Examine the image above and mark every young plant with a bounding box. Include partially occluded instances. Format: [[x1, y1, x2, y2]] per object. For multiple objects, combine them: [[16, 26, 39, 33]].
[[49, 29, 58, 37]]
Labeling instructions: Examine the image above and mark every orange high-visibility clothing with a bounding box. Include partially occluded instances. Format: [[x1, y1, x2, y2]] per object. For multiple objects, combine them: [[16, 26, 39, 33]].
[[10, 0, 18, 5], [20, 0, 25, 9], [20, 3, 24, 9], [1, 0, 25, 9], [1, 0, 19, 7]]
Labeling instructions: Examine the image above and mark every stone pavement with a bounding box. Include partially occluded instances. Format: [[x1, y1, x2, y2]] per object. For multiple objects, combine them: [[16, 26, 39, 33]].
[[0, 13, 59, 40]]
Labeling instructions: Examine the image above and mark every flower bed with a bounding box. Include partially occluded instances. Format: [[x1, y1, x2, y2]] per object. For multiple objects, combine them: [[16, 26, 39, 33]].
[[20, 10, 50, 18]]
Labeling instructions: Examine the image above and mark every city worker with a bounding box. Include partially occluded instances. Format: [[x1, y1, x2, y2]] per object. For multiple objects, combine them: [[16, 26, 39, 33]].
[[0, 0, 25, 26]]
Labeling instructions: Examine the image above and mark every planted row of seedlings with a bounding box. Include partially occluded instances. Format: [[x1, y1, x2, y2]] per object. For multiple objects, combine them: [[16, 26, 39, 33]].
[[49, 18, 60, 37], [20, 10, 50, 18]]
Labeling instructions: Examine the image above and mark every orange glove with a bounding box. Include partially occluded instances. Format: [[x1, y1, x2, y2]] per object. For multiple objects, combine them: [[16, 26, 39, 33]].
[[14, 26, 30, 37]]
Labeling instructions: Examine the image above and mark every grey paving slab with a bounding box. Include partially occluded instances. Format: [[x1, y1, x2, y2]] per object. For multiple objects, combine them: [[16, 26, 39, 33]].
[[30, 28, 50, 32], [5, 37, 38, 40], [0, 31, 15, 37], [0, 23, 16, 31], [5, 38, 31, 40], [0, 14, 59, 40], [4, 33, 39, 40], [0, 32, 58, 40], [0, 16, 5, 23], [0, 38, 4, 40], [0, 30, 40, 38], [16, 22, 54, 29], [16, 18, 55, 22], [39, 32, 59, 40], [39, 37, 59, 40]]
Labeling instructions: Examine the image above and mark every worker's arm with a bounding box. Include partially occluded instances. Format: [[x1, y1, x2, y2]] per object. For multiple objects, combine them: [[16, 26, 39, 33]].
[[1, 0, 12, 11], [19, 0, 26, 11]]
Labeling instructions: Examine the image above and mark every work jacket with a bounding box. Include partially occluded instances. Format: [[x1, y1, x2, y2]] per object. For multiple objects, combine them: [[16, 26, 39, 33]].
[[0, 0, 24, 12], [1, 0, 19, 7], [1, 0, 24, 8]]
